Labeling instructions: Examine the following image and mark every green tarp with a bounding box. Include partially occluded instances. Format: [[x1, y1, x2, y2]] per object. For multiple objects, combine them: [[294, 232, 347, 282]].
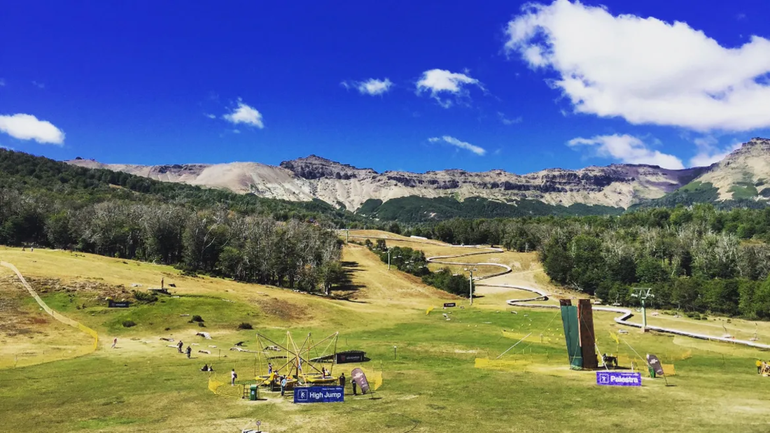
[[560, 305, 583, 370]]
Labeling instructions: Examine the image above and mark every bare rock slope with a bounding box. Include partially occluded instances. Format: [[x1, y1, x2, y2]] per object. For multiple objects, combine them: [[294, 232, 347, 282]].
[[66, 140, 770, 210]]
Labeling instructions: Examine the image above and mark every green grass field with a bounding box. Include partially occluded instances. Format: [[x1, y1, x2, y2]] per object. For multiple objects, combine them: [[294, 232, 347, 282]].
[[2, 240, 770, 432]]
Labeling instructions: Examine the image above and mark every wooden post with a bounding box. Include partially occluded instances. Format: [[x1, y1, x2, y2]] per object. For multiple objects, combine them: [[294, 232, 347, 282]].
[[577, 299, 598, 369]]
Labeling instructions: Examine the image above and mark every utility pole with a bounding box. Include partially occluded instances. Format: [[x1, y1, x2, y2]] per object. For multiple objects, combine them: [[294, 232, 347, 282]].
[[387, 249, 391, 270], [346, 229, 349, 243], [631, 288, 654, 332]]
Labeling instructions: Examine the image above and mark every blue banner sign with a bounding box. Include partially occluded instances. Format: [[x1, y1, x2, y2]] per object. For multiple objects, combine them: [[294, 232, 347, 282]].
[[294, 386, 345, 403], [596, 371, 642, 387]]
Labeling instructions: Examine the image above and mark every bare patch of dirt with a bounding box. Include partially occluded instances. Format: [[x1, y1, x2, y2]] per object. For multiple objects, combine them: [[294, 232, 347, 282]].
[[255, 297, 309, 321]]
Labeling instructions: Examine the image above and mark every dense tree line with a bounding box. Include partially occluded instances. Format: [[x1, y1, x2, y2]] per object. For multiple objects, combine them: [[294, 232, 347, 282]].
[[399, 205, 770, 247]]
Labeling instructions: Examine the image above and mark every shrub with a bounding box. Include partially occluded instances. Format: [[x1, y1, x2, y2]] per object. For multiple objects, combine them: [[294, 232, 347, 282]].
[[238, 322, 253, 330], [122, 320, 136, 328], [133, 290, 158, 303]]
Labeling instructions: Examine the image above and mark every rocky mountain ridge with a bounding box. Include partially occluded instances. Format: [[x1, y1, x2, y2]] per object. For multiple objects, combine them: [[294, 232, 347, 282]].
[[66, 138, 770, 211]]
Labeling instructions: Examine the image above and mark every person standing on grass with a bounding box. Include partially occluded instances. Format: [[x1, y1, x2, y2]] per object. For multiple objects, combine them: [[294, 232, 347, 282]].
[[177, 340, 183, 353], [268, 363, 273, 375], [111, 338, 117, 349], [186, 345, 192, 359], [231, 369, 237, 386], [280, 376, 287, 396], [339, 373, 346, 390], [351, 378, 357, 395]]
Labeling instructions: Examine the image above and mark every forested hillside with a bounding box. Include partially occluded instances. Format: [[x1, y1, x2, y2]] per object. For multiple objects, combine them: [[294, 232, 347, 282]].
[[392, 206, 770, 319], [356, 196, 623, 222], [0, 149, 347, 292]]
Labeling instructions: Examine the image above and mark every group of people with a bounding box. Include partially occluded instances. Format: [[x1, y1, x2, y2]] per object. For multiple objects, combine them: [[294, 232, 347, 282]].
[[177, 340, 192, 358]]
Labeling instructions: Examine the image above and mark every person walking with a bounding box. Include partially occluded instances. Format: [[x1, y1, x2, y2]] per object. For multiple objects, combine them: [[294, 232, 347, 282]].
[[280, 376, 288, 396], [177, 340, 183, 353], [231, 369, 237, 386], [351, 377, 357, 395], [111, 338, 117, 349], [186, 345, 192, 359]]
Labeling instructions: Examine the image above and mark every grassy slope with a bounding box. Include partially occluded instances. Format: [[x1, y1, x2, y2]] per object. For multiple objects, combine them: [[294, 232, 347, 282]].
[[1, 241, 770, 432]]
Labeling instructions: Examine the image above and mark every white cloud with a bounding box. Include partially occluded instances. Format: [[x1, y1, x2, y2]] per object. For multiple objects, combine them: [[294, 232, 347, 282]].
[[567, 134, 684, 169], [428, 135, 486, 156], [204, 113, 216, 119], [416, 69, 482, 107], [0, 78, 5, 87], [498, 112, 523, 125], [689, 136, 741, 166], [342, 78, 393, 96], [0, 113, 65, 145], [504, 0, 770, 131], [223, 100, 264, 128], [32, 81, 45, 89]]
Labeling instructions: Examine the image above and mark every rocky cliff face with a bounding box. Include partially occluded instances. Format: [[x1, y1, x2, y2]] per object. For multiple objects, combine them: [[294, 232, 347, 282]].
[[68, 140, 770, 210], [691, 137, 770, 201]]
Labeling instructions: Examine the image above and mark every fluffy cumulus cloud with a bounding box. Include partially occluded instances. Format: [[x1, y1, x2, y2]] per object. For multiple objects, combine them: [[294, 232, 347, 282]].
[[0, 113, 65, 145], [567, 134, 684, 169], [342, 78, 393, 96], [416, 69, 482, 107], [505, 0, 770, 131], [223, 100, 264, 128], [689, 136, 742, 166], [428, 135, 486, 156]]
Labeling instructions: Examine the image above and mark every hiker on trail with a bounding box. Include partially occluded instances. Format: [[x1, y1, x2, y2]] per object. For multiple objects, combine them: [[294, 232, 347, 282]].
[[177, 340, 184, 353], [111, 338, 117, 349], [280, 376, 288, 396], [231, 369, 237, 386], [351, 378, 357, 395], [186, 346, 192, 359], [339, 373, 346, 390]]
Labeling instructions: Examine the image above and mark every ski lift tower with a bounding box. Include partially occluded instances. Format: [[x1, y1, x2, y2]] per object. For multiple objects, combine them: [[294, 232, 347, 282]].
[[631, 288, 654, 332]]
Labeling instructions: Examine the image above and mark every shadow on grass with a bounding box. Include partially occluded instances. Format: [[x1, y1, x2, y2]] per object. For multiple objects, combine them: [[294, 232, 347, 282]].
[[330, 261, 367, 303]]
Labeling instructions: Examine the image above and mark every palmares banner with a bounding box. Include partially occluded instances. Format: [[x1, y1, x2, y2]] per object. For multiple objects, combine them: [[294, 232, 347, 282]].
[[294, 386, 344, 403], [596, 371, 642, 387]]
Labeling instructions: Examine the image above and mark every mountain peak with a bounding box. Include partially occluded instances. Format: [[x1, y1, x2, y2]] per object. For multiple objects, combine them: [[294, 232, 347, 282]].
[[279, 155, 378, 180]]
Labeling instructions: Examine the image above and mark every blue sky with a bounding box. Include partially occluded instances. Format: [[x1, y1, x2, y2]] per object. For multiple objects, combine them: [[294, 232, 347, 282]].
[[1, 0, 770, 174]]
